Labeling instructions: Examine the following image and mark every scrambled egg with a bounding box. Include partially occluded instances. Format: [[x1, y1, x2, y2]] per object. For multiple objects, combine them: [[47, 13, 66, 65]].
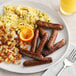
[[0, 5, 52, 29]]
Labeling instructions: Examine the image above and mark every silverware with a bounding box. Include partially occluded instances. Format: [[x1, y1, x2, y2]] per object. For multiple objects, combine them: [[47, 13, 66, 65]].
[[57, 49, 76, 76]]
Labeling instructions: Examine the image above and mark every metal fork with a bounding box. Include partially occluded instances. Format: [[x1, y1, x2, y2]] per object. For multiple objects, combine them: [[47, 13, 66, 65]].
[[57, 49, 76, 76]]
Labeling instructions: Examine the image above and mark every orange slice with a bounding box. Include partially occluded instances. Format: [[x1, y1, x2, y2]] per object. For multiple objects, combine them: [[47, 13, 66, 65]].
[[19, 26, 34, 42]]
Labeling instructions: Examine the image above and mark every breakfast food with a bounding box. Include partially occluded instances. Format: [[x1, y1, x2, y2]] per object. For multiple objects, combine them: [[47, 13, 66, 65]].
[[20, 49, 44, 60], [0, 26, 21, 64], [42, 39, 66, 56], [23, 57, 52, 66], [38, 27, 45, 37], [0, 5, 51, 29], [31, 29, 39, 52], [47, 29, 58, 50], [36, 20, 63, 30], [0, 5, 66, 67], [0, 5, 51, 64], [19, 26, 34, 42], [36, 32, 49, 53]]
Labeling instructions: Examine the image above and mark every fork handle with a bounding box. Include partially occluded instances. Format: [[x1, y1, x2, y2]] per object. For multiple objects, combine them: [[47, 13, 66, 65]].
[[57, 65, 66, 76]]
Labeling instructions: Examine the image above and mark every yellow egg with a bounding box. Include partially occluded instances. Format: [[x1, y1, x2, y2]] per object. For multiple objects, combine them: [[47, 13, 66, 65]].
[[0, 5, 52, 29]]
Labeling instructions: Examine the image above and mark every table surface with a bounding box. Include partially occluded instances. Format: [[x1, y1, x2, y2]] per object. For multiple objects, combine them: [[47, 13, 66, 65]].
[[0, 0, 76, 76]]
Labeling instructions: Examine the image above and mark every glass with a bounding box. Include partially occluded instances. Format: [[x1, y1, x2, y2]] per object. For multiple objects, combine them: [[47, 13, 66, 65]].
[[60, 0, 76, 16]]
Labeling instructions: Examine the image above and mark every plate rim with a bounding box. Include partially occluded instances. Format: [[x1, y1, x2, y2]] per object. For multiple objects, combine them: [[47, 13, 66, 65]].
[[0, 0, 70, 73]]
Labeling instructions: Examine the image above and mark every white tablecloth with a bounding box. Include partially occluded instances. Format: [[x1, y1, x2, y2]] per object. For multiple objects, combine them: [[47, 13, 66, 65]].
[[0, 0, 76, 76]]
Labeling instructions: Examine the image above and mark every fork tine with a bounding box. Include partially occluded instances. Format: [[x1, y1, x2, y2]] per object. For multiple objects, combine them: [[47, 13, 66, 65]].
[[72, 52, 76, 61], [68, 49, 75, 58], [72, 56, 76, 62], [69, 49, 76, 62], [74, 55, 76, 61], [67, 49, 76, 62], [71, 50, 76, 59]]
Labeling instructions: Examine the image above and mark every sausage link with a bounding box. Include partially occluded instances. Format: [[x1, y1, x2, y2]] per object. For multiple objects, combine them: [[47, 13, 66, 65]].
[[36, 32, 49, 53], [47, 29, 58, 49], [20, 49, 44, 60], [36, 20, 63, 30], [23, 57, 52, 66], [42, 39, 66, 56], [31, 29, 39, 52], [38, 27, 45, 37]]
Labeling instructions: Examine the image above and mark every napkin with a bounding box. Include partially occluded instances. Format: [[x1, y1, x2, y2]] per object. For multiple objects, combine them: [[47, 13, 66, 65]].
[[42, 44, 76, 76]]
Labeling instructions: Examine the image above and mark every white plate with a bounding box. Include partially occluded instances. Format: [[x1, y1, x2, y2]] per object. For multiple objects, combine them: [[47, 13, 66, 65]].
[[0, 0, 69, 73]]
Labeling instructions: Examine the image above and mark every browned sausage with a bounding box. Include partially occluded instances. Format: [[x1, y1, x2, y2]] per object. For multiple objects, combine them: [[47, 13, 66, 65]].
[[42, 39, 66, 56], [47, 29, 58, 50], [38, 27, 45, 37], [36, 32, 49, 53], [36, 20, 63, 30], [20, 49, 44, 60], [23, 57, 52, 66], [31, 29, 39, 52]]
